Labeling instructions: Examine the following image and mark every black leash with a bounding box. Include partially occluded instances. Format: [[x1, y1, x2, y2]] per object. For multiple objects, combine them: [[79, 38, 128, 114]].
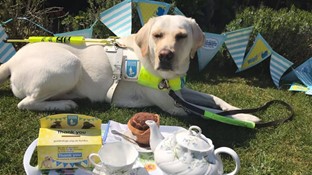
[[169, 90, 295, 128]]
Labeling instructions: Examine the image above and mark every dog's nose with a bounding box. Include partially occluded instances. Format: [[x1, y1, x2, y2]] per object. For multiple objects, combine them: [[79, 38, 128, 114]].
[[159, 49, 174, 62]]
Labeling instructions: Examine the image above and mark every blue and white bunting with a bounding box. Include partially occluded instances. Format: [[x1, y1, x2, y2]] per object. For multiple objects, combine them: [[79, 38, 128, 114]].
[[99, 0, 132, 37], [224, 26, 253, 69], [173, 7, 185, 16], [197, 32, 226, 71], [136, 0, 170, 26], [54, 159, 89, 168], [54, 28, 93, 38], [238, 34, 272, 72], [293, 57, 312, 87], [0, 25, 16, 63], [270, 51, 294, 87]]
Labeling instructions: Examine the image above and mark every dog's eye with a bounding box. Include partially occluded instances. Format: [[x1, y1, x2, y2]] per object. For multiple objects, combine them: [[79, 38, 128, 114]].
[[176, 33, 187, 40], [153, 33, 163, 39]]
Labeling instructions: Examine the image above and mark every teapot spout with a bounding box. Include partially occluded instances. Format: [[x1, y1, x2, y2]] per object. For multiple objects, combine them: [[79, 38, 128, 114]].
[[145, 120, 164, 152]]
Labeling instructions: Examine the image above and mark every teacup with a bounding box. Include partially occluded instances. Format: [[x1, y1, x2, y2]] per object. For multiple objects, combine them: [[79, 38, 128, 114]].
[[88, 142, 139, 175]]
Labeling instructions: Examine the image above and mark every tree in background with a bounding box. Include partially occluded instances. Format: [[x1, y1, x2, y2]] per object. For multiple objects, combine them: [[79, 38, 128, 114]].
[[0, 0, 63, 37]]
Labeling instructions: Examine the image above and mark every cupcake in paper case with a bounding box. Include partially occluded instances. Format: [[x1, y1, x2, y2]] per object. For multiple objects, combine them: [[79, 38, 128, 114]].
[[127, 112, 160, 145]]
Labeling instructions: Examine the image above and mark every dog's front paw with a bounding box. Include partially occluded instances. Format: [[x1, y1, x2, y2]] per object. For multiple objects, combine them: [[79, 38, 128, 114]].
[[18, 99, 78, 111], [220, 104, 240, 111], [54, 100, 78, 111]]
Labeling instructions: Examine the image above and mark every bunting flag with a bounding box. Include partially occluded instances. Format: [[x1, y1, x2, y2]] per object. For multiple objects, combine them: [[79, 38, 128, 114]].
[[289, 83, 309, 92], [282, 57, 312, 83], [136, 0, 170, 26], [99, 0, 132, 37], [54, 20, 97, 38], [173, 7, 185, 16], [197, 32, 226, 71], [238, 34, 272, 72], [224, 26, 253, 69], [53, 159, 88, 168], [54, 28, 93, 38], [0, 25, 16, 63], [270, 51, 294, 87], [293, 57, 312, 87]]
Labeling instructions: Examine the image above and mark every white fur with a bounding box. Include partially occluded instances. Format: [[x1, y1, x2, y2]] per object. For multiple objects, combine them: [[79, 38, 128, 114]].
[[0, 15, 260, 122]]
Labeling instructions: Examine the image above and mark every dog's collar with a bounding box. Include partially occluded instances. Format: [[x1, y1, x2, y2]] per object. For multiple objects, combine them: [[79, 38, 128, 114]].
[[137, 65, 186, 91]]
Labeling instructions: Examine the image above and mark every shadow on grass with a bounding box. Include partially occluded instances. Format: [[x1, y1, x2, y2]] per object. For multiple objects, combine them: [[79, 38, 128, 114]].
[[0, 88, 14, 97], [181, 115, 257, 148], [73, 98, 111, 113]]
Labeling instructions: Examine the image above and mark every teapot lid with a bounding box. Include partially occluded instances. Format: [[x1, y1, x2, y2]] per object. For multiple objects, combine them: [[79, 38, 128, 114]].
[[175, 126, 212, 152]]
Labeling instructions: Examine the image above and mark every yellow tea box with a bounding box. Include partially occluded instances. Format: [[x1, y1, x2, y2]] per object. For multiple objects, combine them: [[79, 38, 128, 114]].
[[37, 114, 102, 170]]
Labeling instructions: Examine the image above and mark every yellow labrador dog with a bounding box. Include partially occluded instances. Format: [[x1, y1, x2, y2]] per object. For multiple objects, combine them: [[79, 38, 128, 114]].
[[0, 15, 260, 122]]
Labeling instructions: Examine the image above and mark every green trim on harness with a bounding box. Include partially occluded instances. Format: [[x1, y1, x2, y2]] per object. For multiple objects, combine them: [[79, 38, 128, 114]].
[[138, 66, 186, 91], [204, 111, 256, 128]]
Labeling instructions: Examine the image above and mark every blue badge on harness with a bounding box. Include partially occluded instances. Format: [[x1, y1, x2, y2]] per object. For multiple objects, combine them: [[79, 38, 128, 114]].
[[124, 60, 139, 80]]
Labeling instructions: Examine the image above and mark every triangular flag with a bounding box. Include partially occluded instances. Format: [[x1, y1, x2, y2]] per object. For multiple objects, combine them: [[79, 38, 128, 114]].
[[100, 0, 132, 37], [173, 7, 185, 16], [282, 57, 312, 84], [293, 57, 312, 87], [0, 25, 16, 63], [238, 34, 272, 72], [54, 28, 93, 38], [224, 26, 253, 69], [270, 51, 294, 87], [63, 162, 68, 167], [69, 162, 75, 168], [197, 32, 226, 71], [289, 83, 308, 92], [56, 161, 62, 166], [82, 159, 88, 165], [136, 0, 170, 26], [306, 88, 312, 95]]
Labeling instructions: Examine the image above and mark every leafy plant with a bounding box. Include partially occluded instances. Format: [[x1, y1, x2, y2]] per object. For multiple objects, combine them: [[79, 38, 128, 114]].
[[0, 0, 62, 37]]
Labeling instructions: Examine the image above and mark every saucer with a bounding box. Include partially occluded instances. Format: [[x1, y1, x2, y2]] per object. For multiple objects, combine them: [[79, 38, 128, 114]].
[[92, 161, 149, 175]]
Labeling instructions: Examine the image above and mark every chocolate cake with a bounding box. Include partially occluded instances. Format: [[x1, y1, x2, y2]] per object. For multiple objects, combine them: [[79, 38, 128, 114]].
[[127, 112, 160, 145]]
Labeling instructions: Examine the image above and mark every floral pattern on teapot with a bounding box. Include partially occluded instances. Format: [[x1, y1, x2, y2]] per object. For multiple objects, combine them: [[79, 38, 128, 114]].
[[146, 120, 241, 175]]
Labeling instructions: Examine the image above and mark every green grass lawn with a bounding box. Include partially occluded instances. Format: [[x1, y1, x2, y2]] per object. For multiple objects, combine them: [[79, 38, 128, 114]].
[[0, 66, 311, 175]]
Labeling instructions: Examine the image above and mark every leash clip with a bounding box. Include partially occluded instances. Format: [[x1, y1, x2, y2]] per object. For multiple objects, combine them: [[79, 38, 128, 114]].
[[158, 79, 170, 90]]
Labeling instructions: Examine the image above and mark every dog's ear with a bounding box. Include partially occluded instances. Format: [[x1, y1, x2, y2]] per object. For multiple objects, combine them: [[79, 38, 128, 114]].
[[135, 18, 156, 57], [188, 18, 205, 59]]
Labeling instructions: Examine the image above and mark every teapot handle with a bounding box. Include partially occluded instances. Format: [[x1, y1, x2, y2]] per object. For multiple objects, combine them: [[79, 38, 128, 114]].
[[188, 126, 202, 136], [214, 147, 240, 175]]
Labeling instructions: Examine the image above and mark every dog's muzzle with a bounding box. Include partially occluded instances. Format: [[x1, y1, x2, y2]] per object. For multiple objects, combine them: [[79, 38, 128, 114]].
[[158, 49, 174, 70]]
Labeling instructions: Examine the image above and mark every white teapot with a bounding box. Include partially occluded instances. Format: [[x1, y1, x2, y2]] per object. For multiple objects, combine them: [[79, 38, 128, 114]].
[[145, 120, 240, 175]]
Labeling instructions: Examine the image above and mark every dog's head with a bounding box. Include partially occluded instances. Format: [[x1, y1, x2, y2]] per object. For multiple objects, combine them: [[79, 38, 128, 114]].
[[135, 15, 205, 79], [44, 156, 53, 162]]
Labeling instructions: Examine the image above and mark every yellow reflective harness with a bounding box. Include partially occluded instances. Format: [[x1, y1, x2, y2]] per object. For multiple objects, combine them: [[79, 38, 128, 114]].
[[137, 66, 186, 91]]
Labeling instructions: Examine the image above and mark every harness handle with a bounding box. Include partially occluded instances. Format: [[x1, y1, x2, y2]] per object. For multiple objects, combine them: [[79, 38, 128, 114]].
[[217, 100, 294, 128], [169, 90, 294, 129]]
